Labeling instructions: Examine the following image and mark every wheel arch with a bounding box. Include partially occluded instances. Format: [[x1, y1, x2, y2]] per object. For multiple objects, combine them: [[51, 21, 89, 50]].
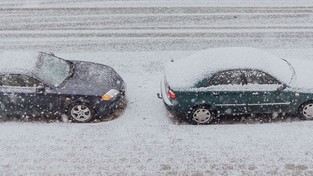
[[187, 104, 217, 125], [298, 100, 313, 120], [64, 96, 93, 112], [189, 104, 218, 114], [67, 101, 96, 123], [298, 100, 313, 112]]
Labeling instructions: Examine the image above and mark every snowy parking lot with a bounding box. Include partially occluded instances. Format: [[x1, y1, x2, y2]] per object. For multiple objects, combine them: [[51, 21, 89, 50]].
[[1, 0, 313, 175]]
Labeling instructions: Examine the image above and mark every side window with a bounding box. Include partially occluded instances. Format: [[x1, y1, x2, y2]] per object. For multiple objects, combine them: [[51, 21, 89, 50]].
[[243, 70, 280, 85], [2, 74, 26, 87], [24, 76, 41, 87], [208, 70, 243, 86], [1, 74, 41, 87]]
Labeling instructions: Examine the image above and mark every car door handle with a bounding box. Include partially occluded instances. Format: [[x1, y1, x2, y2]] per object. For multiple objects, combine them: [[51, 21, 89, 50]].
[[252, 92, 259, 95], [212, 92, 219, 96]]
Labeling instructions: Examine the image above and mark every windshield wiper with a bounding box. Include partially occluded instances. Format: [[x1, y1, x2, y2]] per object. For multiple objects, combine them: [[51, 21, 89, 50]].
[[66, 60, 75, 79]]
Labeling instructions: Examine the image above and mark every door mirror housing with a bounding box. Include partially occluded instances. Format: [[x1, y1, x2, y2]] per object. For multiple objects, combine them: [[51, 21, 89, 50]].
[[277, 84, 287, 91]]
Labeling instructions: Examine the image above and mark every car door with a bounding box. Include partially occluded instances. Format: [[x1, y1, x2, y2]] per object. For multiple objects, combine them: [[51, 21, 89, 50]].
[[242, 69, 291, 114], [0, 74, 33, 116], [0, 74, 61, 117], [203, 70, 247, 115], [22, 74, 63, 116]]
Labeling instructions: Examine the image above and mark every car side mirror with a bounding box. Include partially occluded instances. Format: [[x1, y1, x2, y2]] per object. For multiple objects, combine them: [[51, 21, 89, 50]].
[[277, 84, 287, 91]]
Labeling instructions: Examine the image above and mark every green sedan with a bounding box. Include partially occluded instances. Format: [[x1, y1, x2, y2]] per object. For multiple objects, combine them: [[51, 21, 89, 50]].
[[158, 47, 313, 125]]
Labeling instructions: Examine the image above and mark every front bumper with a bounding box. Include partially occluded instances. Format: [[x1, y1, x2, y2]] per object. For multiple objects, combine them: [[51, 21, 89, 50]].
[[95, 93, 125, 117]]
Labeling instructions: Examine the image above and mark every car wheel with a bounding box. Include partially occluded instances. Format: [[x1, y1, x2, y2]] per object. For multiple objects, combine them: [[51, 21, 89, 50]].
[[68, 103, 95, 123], [299, 101, 313, 120], [188, 106, 215, 125]]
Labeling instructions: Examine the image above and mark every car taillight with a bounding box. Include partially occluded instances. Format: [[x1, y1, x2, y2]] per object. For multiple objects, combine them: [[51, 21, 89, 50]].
[[167, 89, 176, 99]]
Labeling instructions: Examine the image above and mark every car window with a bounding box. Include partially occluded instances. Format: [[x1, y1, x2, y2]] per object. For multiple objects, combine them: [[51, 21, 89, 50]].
[[243, 70, 280, 85], [34, 53, 71, 87], [208, 70, 243, 86], [0, 74, 41, 87]]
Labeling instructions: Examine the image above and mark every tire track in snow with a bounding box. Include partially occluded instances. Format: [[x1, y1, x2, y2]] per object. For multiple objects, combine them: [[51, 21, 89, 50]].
[[1, 6, 313, 51]]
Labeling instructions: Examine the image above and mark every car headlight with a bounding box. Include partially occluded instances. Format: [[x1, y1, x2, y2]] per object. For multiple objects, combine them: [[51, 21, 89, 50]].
[[102, 89, 120, 101]]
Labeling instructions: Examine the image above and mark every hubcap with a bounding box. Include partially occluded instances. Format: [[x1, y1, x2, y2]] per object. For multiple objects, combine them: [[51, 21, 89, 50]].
[[70, 105, 92, 122], [192, 108, 212, 124], [303, 103, 313, 120]]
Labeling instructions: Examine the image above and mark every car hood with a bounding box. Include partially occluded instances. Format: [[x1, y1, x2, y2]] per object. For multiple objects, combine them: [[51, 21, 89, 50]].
[[57, 60, 124, 96], [286, 57, 313, 90]]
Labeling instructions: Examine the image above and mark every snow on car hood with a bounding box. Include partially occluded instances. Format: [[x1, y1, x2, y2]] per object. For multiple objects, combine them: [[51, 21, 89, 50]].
[[165, 47, 293, 89], [59, 61, 124, 96], [285, 57, 313, 90]]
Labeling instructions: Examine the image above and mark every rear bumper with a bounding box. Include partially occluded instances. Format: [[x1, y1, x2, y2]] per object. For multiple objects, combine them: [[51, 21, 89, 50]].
[[159, 78, 174, 107], [159, 78, 186, 115], [159, 78, 190, 117], [157, 78, 192, 121]]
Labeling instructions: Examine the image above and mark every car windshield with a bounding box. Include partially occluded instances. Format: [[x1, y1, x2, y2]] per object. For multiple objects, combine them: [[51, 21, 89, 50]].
[[33, 53, 71, 87]]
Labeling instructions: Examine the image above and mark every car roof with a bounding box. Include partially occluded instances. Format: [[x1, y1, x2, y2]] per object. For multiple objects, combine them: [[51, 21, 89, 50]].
[[0, 51, 39, 75], [165, 47, 293, 89]]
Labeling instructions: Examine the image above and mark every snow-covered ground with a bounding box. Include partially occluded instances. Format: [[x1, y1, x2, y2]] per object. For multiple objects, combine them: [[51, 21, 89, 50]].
[[2, 0, 313, 7], [1, 1, 313, 175]]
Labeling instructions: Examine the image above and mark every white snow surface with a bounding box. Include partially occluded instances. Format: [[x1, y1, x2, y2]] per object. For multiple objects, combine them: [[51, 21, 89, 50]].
[[165, 47, 292, 89], [2, 0, 313, 7], [0, 51, 38, 74], [1, 49, 313, 175], [285, 57, 313, 90], [2, 1, 313, 175]]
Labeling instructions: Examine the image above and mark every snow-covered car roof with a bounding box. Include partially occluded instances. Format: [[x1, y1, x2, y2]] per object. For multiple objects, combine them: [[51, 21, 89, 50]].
[[0, 51, 38, 75], [165, 47, 293, 89]]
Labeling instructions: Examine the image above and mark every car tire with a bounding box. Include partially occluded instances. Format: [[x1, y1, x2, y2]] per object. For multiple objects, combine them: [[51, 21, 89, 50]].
[[67, 103, 95, 123], [299, 101, 313, 120], [188, 105, 216, 125]]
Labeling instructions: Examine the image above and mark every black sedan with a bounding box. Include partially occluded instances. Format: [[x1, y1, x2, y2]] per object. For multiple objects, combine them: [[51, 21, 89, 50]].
[[0, 51, 125, 122]]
